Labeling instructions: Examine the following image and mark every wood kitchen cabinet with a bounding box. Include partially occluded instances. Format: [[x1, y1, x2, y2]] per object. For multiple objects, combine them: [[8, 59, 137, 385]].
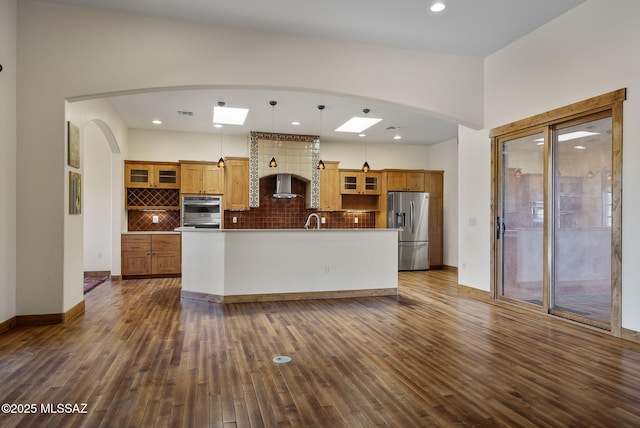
[[424, 170, 444, 267], [224, 157, 250, 211], [340, 171, 380, 195], [319, 161, 341, 211], [386, 170, 425, 192], [180, 161, 224, 195], [121, 234, 181, 277], [125, 161, 180, 189]]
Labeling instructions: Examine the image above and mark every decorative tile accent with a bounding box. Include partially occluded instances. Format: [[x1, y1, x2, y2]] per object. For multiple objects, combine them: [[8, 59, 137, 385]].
[[249, 131, 320, 209]]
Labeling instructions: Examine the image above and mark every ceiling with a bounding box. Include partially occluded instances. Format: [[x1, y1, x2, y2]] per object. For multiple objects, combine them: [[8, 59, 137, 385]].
[[48, 0, 586, 145]]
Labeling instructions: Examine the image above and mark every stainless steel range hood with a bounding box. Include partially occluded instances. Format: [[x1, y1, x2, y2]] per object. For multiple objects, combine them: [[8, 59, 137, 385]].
[[273, 174, 301, 199]]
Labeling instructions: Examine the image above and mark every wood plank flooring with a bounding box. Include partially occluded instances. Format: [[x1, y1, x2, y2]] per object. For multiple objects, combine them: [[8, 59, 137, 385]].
[[1, 270, 640, 427]]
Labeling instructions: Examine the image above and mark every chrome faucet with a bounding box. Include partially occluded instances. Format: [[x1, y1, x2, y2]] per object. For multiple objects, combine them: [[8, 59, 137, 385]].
[[304, 213, 321, 230]]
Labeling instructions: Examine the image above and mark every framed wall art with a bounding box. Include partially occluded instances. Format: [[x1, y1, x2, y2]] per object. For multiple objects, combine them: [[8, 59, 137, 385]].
[[67, 121, 80, 168], [69, 171, 82, 215]]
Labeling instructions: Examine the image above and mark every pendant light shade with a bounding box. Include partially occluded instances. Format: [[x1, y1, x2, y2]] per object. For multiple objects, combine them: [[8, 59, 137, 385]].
[[317, 105, 326, 170], [362, 108, 371, 172], [269, 101, 278, 168], [216, 109, 225, 168]]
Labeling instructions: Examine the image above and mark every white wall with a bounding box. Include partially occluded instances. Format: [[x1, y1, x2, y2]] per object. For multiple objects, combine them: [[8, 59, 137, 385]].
[[428, 138, 458, 267], [127, 130, 249, 161], [83, 122, 113, 272], [457, 126, 491, 289], [17, 0, 482, 316], [459, 0, 640, 331], [0, 0, 17, 324]]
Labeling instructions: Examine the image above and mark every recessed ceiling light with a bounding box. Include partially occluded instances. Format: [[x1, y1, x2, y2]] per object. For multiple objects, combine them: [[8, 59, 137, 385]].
[[213, 123, 223, 128], [291, 121, 301, 126], [152, 119, 162, 125], [213, 105, 249, 125], [430, 2, 445, 12], [574, 145, 586, 150], [393, 134, 402, 140], [336, 116, 382, 133], [358, 133, 366, 137]]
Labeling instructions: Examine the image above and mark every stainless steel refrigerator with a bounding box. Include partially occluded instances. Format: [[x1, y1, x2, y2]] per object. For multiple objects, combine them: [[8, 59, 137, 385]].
[[387, 192, 430, 270]]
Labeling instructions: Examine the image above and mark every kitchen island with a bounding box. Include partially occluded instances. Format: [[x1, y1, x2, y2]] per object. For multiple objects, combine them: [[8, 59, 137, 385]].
[[177, 228, 399, 303]]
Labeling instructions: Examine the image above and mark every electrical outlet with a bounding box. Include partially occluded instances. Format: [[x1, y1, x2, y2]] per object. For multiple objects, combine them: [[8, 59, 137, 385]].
[[233, 217, 237, 223], [321, 217, 326, 224], [96, 251, 102, 259], [354, 217, 359, 224], [152, 215, 159, 223]]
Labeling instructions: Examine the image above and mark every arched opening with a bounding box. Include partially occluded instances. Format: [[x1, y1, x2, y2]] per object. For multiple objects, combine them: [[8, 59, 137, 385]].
[[82, 119, 123, 293]]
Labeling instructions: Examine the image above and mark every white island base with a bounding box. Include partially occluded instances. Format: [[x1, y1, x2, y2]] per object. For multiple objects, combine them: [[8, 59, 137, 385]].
[[178, 228, 399, 303]]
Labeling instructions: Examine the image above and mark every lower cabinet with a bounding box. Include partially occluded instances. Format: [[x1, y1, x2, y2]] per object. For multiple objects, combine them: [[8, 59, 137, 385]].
[[121, 234, 181, 276]]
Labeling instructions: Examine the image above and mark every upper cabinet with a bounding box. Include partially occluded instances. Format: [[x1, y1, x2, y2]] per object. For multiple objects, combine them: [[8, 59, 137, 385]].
[[424, 171, 443, 197], [340, 171, 380, 195], [320, 161, 341, 211], [125, 161, 180, 189], [180, 161, 224, 195], [386, 170, 425, 192], [224, 157, 250, 211]]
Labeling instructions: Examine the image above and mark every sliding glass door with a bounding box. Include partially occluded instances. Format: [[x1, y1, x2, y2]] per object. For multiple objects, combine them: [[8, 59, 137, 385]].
[[551, 115, 612, 327], [498, 131, 545, 307], [491, 89, 624, 334]]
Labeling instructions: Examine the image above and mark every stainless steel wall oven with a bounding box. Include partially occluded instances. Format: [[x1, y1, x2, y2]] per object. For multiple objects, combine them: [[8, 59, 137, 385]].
[[181, 196, 222, 228]]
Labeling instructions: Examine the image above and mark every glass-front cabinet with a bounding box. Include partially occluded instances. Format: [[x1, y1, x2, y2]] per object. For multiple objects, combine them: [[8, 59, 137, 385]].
[[340, 171, 380, 195], [125, 161, 180, 189]]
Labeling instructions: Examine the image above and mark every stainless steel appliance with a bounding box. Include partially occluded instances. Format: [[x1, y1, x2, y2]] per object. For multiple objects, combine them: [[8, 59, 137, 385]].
[[388, 192, 430, 270], [182, 196, 222, 228]]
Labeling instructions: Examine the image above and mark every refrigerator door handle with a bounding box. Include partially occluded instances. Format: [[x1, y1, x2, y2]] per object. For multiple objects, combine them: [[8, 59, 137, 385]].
[[409, 200, 415, 234]]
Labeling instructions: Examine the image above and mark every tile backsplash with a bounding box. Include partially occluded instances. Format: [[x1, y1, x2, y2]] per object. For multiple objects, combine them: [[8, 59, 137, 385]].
[[128, 210, 181, 232], [224, 175, 375, 229]]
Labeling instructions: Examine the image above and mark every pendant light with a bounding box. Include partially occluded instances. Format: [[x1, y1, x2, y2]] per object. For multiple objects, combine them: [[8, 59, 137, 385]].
[[217, 127, 225, 168], [317, 105, 326, 170], [216, 102, 225, 168], [362, 108, 371, 172], [269, 101, 278, 168]]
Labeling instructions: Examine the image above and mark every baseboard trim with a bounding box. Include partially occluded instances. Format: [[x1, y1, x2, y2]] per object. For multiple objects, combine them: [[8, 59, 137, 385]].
[[16, 300, 85, 327], [63, 300, 85, 322], [111, 275, 122, 281], [621, 328, 640, 345], [182, 288, 399, 304], [457, 283, 491, 302], [443, 265, 458, 273], [84, 270, 110, 278], [0, 316, 17, 334]]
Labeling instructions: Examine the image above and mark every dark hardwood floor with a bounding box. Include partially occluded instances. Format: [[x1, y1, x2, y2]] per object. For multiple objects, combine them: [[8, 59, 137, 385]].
[[1, 270, 640, 427]]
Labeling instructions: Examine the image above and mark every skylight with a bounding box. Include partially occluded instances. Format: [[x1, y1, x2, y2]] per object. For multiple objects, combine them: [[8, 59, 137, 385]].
[[335, 116, 382, 133], [213, 105, 249, 125]]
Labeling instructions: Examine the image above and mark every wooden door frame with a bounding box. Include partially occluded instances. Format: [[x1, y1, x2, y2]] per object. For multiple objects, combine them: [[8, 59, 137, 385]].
[[490, 89, 625, 337]]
